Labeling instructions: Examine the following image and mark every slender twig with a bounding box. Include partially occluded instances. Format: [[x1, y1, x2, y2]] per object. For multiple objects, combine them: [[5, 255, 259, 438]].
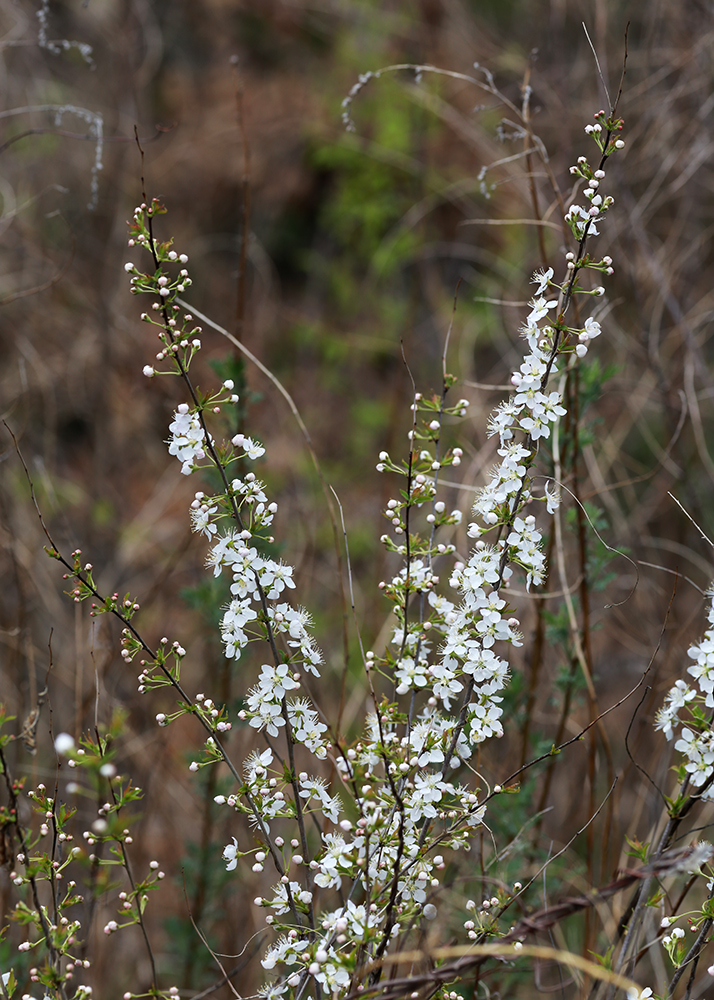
[[181, 871, 243, 999]]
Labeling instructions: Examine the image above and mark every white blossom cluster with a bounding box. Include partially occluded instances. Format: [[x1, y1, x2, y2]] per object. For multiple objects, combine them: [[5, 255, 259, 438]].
[[656, 590, 714, 798], [386, 119, 626, 791], [168, 405, 209, 474], [371, 185, 617, 803]]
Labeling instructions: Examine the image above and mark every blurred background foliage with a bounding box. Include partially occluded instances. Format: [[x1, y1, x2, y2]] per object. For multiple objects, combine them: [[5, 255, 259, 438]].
[[2, 0, 714, 994]]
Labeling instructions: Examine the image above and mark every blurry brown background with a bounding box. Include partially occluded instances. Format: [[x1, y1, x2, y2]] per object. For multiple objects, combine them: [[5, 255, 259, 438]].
[[2, 0, 714, 995]]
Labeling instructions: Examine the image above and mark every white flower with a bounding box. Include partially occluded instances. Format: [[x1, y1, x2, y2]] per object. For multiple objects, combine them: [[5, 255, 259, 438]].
[[190, 504, 218, 538], [258, 559, 295, 599], [254, 662, 300, 700], [299, 775, 341, 822], [406, 772, 451, 822], [314, 833, 352, 889], [520, 412, 550, 440], [233, 433, 266, 459], [243, 748, 274, 785], [583, 315, 602, 340], [247, 696, 286, 738], [269, 604, 323, 673], [313, 955, 351, 994], [395, 656, 429, 695], [220, 598, 258, 659], [467, 699, 504, 742], [527, 295, 558, 326], [168, 408, 211, 475], [531, 266, 554, 296], [673, 728, 714, 786], [487, 398, 523, 443], [223, 837, 239, 871], [565, 204, 600, 238], [260, 934, 308, 971], [655, 680, 695, 739], [256, 984, 287, 1000]]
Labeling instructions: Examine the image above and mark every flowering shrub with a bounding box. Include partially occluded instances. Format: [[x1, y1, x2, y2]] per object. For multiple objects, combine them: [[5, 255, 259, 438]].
[[4, 55, 714, 1000]]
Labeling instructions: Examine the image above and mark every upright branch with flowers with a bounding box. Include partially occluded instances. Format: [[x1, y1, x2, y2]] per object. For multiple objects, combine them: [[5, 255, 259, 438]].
[[122, 103, 624, 995], [6, 57, 714, 1000]]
